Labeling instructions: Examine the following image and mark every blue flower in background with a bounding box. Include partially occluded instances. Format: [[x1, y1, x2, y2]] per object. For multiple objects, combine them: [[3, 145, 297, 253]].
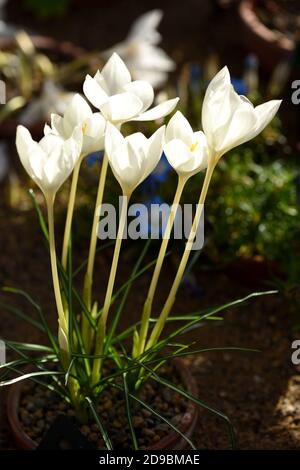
[[86, 151, 104, 167], [189, 63, 202, 94], [142, 152, 171, 196], [152, 152, 172, 183], [231, 78, 248, 96], [139, 195, 168, 238], [244, 54, 259, 71]]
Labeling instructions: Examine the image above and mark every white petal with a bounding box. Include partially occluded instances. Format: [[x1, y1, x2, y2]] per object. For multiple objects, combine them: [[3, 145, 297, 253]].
[[105, 122, 125, 161], [100, 92, 143, 123], [83, 74, 108, 110], [143, 125, 165, 177], [216, 99, 257, 155], [63, 94, 92, 131], [39, 133, 64, 156], [101, 53, 131, 94], [164, 139, 190, 174], [16, 125, 44, 182], [93, 70, 110, 94], [205, 66, 231, 94], [122, 140, 145, 191], [82, 113, 106, 154], [132, 97, 179, 121], [165, 111, 193, 145], [43, 154, 62, 189], [202, 67, 232, 148], [125, 132, 148, 153], [51, 114, 67, 138], [165, 131, 208, 176], [123, 80, 154, 112], [64, 126, 83, 165], [251, 100, 282, 139], [43, 123, 53, 135]]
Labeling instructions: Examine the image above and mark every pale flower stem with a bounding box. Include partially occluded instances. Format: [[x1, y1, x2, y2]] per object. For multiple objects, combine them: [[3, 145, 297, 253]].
[[46, 196, 68, 337], [82, 153, 109, 351], [61, 154, 84, 271], [146, 163, 216, 350], [92, 193, 130, 386], [136, 175, 188, 357]]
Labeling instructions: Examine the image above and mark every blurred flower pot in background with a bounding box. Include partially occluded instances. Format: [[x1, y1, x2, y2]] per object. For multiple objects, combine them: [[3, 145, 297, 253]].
[[239, 0, 294, 71]]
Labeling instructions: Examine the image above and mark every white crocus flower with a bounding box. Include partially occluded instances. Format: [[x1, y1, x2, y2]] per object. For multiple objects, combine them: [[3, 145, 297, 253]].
[[45, 94, 106, 155], [16, 125, 82, 198], [202, 66, 282, 165], [164, 111, 209, 177], [105, 122, 165, 195], [102, 10, 175, 88], [83, 53, 178, 125]]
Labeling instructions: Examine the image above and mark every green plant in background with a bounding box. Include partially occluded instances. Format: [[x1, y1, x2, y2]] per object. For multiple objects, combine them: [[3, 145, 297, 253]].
[[24, 0, 71, 18], [206, 124, 298, 266]]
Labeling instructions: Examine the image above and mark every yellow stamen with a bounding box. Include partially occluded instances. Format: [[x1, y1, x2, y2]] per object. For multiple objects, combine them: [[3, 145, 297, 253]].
[[82, 122, 87, 135], [190, 141, 198, 152]]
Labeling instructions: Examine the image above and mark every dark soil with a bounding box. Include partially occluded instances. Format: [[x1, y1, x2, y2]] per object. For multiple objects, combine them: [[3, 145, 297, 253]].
[[0, 205, 299, 449], [18, 363, 190, 449]]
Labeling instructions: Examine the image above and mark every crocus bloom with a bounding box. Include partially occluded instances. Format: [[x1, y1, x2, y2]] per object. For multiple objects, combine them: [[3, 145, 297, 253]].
[[105, 122, 165, 195], [83, 53, 178, 124], [102, 10, 176, 88], [164, 111, 208, 177], [16, 125, 82, 197], [202, 67, 282, 164], [45, 93, 106, 155]]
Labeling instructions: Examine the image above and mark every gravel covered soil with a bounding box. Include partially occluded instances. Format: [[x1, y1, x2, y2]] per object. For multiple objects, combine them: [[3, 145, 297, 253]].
[[18, 364, 190, 449]]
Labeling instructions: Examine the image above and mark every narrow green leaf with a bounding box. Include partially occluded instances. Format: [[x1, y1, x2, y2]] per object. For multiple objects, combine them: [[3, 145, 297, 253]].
[[123, 372, 138, 450], [0, 300, 44, 331], [0, 370, 63, 386], [2, 287, 58, 353], [85, 397, 113, 450], [112, 383, 196, 450], [140, 362, 237, 449], [28, 189, 49, 241]]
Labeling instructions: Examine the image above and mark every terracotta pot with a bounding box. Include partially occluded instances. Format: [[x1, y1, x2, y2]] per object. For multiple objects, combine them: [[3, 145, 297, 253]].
[[239, 0, 294, 71], [6, 359, 198, 450]]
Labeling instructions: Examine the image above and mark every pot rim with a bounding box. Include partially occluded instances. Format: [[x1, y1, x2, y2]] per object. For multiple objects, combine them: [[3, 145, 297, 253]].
[[239, 0, 294, 51], [6, 358, 198, 451]]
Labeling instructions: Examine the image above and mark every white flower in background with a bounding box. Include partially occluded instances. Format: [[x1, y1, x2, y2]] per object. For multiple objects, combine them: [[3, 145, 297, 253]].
[[19, 80, 75, 126], [102, 10, 175, 88], [16, 125, 82, 197], [202, 66, 282, 164], [105, 122, 165, 195], [44, 94, 106, 155], [164, 111, 208, 177], [83, 53, 178, 124]]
